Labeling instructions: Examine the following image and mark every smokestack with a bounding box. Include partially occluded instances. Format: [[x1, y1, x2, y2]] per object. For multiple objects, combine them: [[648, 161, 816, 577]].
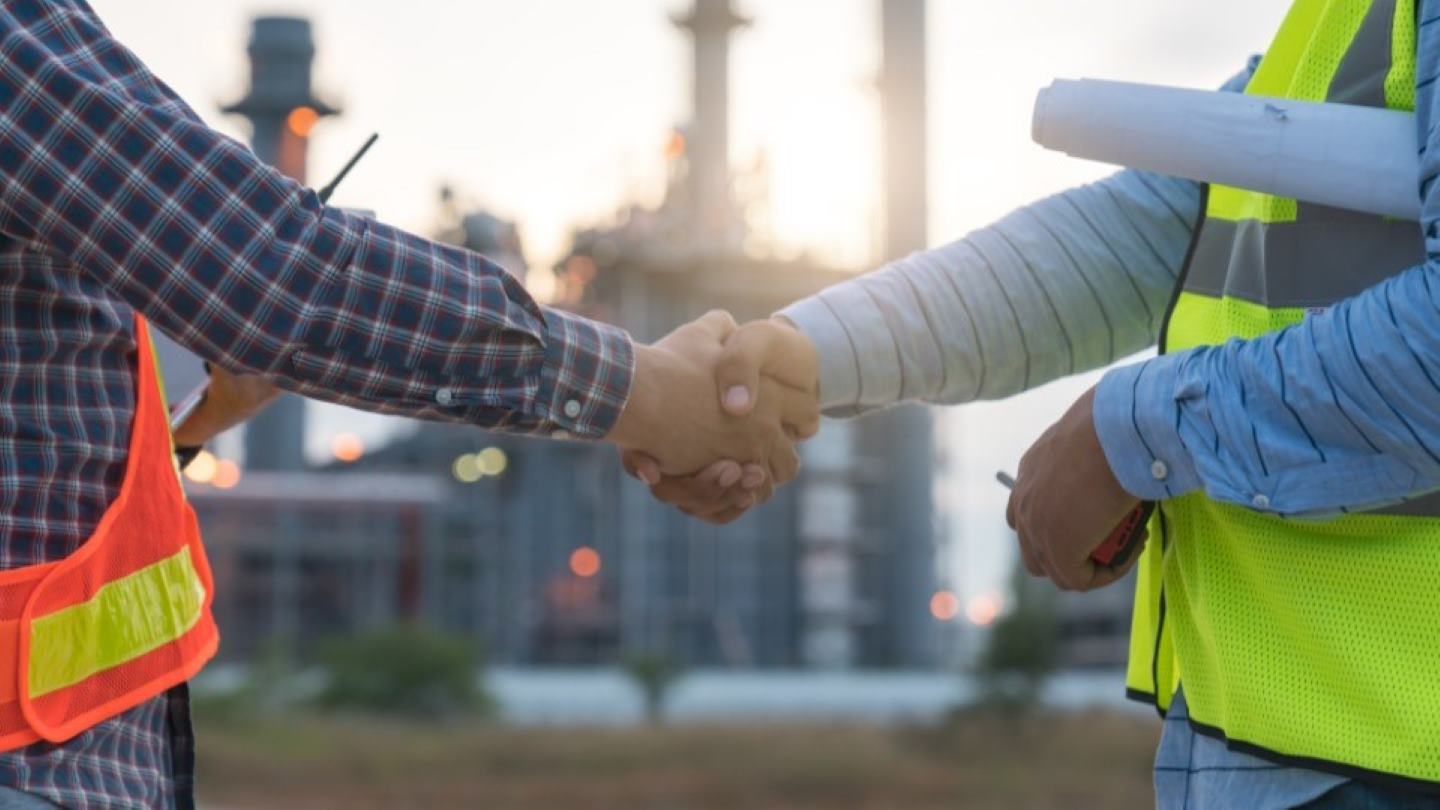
[[876, 0, 937, 667], [881, 0, 928, 258], [674, 0, 749, 250], [223, 17, 338, 471]]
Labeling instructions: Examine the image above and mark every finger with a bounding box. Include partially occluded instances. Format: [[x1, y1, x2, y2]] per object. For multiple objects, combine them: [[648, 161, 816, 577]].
[[703, 505, 749, 525], [766, 433, 802, 487], [690, 309, 740, 341], [649, 461, 740, 510], [1032, 533, 1077, 591], [687, 484, 757, 524], [620, 451, 662, 486], [1017, 534, 1044, 578], [749, 474, 777, 507], [716, 320, 817, 416], [772, 382, 821, 441], [1049, 563, 1088, 593], [740, 464, 768, 490]]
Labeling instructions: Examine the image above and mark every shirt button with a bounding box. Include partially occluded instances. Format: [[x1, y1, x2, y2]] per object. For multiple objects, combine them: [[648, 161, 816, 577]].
[[1252, 494, 1271, 510], [552, 429, 571, 440], [435, 387, 455, 406], [563, 399, 582, 419], [1150, 460, 1169, 481]]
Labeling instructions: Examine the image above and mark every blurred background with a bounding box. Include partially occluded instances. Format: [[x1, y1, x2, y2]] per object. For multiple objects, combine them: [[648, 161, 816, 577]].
[[90, 1, 1290, 806]]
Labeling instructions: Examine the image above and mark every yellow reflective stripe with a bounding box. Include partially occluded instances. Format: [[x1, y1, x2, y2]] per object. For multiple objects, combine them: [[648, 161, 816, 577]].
[[1385, 0, 1416, 110], [1247, 0, 1329, 98], [1207, 186, 1298, 225], [28, 546, 206, 698], [1124, 538, 1164, 695], [1165, 291, 1308, 351]]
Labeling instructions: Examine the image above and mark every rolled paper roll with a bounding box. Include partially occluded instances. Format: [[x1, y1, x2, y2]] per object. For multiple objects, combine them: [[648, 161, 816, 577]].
[[1032, 78, 1420, 221]]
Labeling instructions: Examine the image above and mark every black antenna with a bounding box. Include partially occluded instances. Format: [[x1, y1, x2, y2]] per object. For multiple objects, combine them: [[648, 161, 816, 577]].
[[316, 132, 379, 204]]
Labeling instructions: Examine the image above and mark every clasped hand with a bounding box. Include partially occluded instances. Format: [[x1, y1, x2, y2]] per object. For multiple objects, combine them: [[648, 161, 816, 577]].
[[608, 311, 820, 524]]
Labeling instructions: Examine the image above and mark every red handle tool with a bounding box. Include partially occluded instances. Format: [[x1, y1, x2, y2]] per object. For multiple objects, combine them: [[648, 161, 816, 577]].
[[996, 471, 1153, 569]]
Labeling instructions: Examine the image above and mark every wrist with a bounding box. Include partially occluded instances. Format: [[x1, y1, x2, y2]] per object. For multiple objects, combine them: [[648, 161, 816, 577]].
[[777, 297, 854, 412], [608, 343, 662, 449]]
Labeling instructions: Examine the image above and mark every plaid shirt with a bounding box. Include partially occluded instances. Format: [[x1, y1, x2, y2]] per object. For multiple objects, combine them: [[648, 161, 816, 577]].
[[0, 1, 634, 807]]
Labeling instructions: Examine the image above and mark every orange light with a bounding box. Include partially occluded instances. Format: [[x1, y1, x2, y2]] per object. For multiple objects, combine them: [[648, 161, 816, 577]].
[[212, 459, 241, 490], [286, 106, 320, 138], [966, 593, 1003, 627], [183, 450, 218, 484], [331, 433, 364, 463], [930, 589, 960, 621], [664, 130, 686, 161], [569, 546, 601, 578]]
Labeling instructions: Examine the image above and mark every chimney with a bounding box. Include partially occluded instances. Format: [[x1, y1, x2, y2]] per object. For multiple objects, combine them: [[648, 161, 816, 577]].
[[673, 0, 749, 250], [881, 0, 927, 258], [875, 0, 938, 667], [223, 17, 338, 472]]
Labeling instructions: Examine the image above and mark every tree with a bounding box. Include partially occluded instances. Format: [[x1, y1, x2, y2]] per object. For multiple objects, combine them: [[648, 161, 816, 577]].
[[622, 652, 682, 725], [316, 624, 490, 719], [976, 558, 1060, 712]]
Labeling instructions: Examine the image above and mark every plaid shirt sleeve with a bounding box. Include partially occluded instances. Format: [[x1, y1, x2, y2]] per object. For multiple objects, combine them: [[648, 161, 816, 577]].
[[0, 1, 633, 440]]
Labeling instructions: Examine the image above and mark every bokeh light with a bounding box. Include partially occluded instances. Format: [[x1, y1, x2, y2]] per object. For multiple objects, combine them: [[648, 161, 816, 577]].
[[286, 105, 319, 137], [477, 447, 508, 476], [569, 546, 601, 578], [331, 433, 364, 463], [966, 592, 1004, 627], [452, 453, 482, 483], [183, 450, 218, 484], [212, 459, 241, 490], [929, 589, 960, 621]]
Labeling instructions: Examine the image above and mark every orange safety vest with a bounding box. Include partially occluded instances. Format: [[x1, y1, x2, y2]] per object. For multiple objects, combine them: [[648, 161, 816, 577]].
[[0, 314, 218, 749]]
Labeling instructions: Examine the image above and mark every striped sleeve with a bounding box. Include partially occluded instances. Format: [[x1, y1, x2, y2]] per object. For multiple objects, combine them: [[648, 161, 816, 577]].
[[782, 63, 1261, 420], [783, 168, 1199, 418]]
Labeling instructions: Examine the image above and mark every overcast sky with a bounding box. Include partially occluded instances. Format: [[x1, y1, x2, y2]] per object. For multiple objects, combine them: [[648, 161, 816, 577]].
[[89, 0, 1293, 609]]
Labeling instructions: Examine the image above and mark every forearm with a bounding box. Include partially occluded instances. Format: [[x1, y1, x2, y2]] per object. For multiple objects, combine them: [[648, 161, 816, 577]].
[[0, 11, 632, 439], [782, 168, 1198, 417], [1095, 258, 1440, 516]]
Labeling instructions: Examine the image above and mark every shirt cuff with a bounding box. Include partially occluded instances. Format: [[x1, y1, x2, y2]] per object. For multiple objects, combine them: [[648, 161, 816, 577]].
[[533, 307, 635, 440], [1093, 354, 1202, 501], [780, 295, 862, 413]]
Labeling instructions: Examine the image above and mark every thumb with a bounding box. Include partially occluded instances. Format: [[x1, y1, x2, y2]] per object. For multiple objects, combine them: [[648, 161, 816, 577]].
[[715, 319, 817, 417], [715, 333, 764, 416]]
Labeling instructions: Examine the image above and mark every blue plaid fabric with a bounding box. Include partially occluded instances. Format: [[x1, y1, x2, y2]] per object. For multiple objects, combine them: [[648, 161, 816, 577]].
[[0, 1, 635, 806]]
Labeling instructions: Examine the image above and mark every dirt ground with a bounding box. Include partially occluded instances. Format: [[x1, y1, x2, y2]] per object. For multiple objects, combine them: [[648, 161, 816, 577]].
[[195, 709, 1160, 809]]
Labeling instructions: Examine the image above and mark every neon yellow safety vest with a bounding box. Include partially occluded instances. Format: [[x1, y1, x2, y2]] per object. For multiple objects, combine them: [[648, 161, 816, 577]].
[[1125, 0, 1440, 790]]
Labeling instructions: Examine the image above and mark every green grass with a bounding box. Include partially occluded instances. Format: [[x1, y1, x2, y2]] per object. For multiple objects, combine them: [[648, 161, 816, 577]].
[[195, 708, 1159, 809]]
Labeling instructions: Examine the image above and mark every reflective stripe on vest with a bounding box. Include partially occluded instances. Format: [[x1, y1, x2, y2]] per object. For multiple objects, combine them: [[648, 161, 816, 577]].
[[0, 315, 218, 750], [1125, 0, 1440, 790]]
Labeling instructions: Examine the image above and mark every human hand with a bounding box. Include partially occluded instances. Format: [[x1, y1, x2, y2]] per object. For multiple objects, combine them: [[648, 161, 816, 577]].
[[171, 365, 282, 448], [1004, 386, 1145, 591], [620, 316, 819, 523], [608, 312, 819, 486]]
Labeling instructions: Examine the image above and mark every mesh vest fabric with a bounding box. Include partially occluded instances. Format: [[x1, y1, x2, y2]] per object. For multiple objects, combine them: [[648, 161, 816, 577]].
[[1124, 0, 1440, 790]]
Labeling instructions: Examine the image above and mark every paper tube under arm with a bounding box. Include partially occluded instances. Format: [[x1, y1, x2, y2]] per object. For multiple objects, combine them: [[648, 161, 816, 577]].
[[1032, 79, 1421, 221]]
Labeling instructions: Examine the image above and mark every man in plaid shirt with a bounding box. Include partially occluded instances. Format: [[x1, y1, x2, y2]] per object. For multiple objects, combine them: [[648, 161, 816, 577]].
[[0, 1, 817, 806]]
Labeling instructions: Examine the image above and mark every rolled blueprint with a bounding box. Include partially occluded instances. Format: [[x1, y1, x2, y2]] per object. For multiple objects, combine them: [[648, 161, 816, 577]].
[[1032, 79, 1420, 220]]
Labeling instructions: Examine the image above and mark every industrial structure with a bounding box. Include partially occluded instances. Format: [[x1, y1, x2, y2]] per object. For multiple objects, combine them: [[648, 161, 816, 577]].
[[186, 1, 964, 671]]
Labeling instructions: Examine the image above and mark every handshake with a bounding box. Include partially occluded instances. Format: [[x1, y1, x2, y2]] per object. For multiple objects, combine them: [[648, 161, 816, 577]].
[[606, 311, 820, 524]]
